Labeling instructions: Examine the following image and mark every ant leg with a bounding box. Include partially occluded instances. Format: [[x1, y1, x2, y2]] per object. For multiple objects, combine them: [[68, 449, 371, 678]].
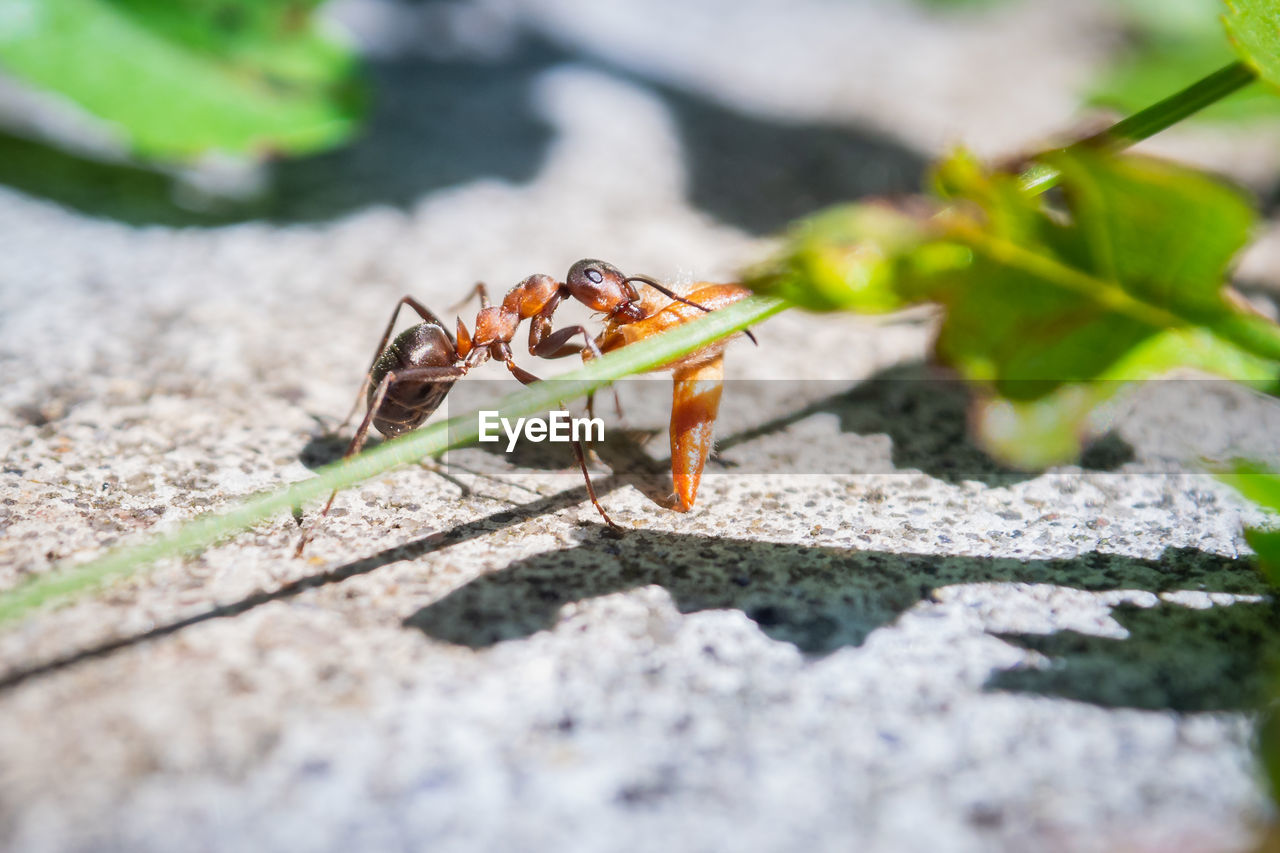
[[419, 460, 472, 498], [534, 326, 625, 421], [339, 296, 452, 431], [501, 359, 623, 533], [564, 431, 622, 534], [524, 291, 602, 361], [446, 282, 491, 313], [502, 358, 542, 387], [530, 324, 604, 361], [298, 364, 466, 557], [579, 389, 625, 471]]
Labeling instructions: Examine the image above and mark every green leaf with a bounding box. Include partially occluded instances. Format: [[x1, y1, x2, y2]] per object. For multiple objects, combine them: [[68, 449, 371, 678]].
[[750, 147, 1280, 469], [972, 326, 1278, 468], [971, 384, 1103, 471], [0, 0, 364, 159], [1246, 526, 1280, 579], [1223, 0, 1280, 92], [1049, 149, 1254, 315], [943, 149, 1280, 463]]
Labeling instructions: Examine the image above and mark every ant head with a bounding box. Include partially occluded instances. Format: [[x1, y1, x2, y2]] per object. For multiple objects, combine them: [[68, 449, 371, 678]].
[[566, 259, 635, 313]]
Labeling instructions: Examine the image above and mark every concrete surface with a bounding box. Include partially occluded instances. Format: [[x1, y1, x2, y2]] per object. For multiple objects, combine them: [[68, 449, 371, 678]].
[[2, 0, 1280, 851]]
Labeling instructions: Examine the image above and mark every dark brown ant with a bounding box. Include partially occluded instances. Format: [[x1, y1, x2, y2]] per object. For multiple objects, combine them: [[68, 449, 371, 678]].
[[296, 259, 735, 554]]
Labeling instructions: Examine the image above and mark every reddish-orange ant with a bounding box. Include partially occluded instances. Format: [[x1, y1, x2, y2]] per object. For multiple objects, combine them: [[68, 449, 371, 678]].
[[296, 260, 753, 554]]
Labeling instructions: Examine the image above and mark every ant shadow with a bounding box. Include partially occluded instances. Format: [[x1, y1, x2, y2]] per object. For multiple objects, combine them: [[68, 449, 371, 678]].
[[0, 33, 924, 233]]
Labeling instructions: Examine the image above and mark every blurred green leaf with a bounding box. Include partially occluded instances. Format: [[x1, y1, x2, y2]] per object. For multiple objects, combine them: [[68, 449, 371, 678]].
[[750, 148, 1280, 469], [0, 0, 363, 159], [1049, 149, 1253, 314], [744, 202, 965, 313], [971, 326, 1278, 468], [1248, 527, 1280, 583], [941, 149, 1278, 465], [1220, 460, 1280, 511], [1217, 462, 1280, 589], [1223, 0, 1280, 92]]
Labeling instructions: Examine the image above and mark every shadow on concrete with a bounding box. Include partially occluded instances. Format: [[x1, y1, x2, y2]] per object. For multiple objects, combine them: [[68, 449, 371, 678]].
[[0, 130, 212, 226], [713, 363, 1135, 488], [655, 82, 924, 234], [990, 599, 1280, 712], [402, 528, 1277, 713], [265, 51, 556, 222], [0, 34, 925, 232], [2, 464, 1271, 715], [403, 531, 1262, 645], [0, 48, 558, 226]]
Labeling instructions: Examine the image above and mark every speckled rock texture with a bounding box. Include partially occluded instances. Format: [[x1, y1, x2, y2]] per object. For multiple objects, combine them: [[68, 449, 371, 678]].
[[2, 1, 1280, 851]]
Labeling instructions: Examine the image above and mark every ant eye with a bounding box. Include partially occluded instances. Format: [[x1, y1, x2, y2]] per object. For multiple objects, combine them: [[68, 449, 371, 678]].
[[586, 268, 603, 284]]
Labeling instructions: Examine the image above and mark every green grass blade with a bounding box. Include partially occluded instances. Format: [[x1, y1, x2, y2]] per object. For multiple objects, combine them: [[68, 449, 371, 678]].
[[1018, 61, 1257, 194]]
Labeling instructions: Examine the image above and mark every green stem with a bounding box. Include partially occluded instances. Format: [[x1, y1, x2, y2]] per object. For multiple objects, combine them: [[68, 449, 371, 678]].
[[1018, 61, 1257, 194], [952, 222, 1280, 363], [0, 296, 788, 625], [950, 223, 1185, 329], [1207, 311, 1280, 363]]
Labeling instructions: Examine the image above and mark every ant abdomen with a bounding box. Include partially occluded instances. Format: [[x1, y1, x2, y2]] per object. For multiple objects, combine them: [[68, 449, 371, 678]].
[[368, 322, 458, 438]]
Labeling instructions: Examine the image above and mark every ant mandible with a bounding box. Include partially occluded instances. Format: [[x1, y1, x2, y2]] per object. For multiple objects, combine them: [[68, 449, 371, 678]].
[[296, 259, 743, 554]]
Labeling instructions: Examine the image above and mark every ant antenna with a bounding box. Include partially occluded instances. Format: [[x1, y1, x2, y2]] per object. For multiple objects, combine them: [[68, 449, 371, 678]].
[[625, 275, 759, 346]]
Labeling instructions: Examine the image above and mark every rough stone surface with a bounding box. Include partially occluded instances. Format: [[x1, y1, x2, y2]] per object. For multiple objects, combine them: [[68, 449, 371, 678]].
[[1, 1, 1279, 851]]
